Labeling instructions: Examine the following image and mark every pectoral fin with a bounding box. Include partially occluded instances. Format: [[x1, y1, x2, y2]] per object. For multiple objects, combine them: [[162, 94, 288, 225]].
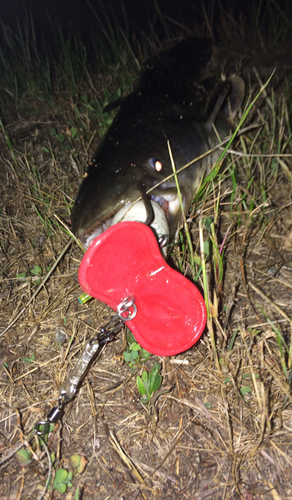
[[204, 74, 245, 131], [205, 82, 230, 130], [222, 74, 245, 119]]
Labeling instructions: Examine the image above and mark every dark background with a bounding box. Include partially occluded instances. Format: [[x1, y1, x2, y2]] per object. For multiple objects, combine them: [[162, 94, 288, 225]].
[[0, 0, 204, 40], [0, 0, 275, 47]]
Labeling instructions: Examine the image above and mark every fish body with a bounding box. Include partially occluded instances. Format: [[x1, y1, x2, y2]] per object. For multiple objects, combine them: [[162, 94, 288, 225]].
[[71, 38, 244, 248]]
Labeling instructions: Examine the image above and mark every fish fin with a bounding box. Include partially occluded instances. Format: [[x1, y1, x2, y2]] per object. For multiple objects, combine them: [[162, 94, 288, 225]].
[[204, 74, 245, 130], [204, 81, 231, 130], [103, 96, 127, 113], [221, 74, 245, 119]]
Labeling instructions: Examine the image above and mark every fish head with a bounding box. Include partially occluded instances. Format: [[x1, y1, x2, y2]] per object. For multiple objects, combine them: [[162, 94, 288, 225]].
[[71, 73, 245, 249], [70, 115, 206, 248]]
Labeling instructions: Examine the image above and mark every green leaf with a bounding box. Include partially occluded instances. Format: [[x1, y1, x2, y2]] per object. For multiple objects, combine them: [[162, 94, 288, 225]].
[[130, 350, 138, 360], [240, 386, 252, 396], [16, 272, 26, 278], [203, 239, 211, 257], [55, 468, 68, 483], [123, 351, 132, 362], [74, 486, 80, 500], [136, 375, 146, 396], [16, 449, 31, 460], [22, 353, 35, 364], [141, 371, 148, 382], [16, 449, 32, 467], [129, 342, 141, 351], [149, 363, 160, 388], [140, 349, 151, 361], [71, 128, 78, 139], [17, 458, 33, 467], [30, 264, 42, 276], [149, 373, 161, 395], [148, 363, 162, 395], [55, 483, 67, 494], [41, 146, 50, 153], [228, 328, 239, 351]]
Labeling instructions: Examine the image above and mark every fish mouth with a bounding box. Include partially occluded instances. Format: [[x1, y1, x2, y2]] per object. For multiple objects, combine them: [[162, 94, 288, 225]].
[[80, 191, 182, 250]]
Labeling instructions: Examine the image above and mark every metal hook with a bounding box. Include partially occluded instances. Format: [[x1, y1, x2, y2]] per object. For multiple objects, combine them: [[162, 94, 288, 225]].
[[117, 295, 137, 321]]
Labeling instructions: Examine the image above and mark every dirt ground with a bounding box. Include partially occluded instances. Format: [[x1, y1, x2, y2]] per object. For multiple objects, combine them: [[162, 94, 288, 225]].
[[1, 40, 292, 500]]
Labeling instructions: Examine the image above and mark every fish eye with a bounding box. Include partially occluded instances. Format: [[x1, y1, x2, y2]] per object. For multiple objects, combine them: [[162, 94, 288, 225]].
[[149, 158, 163, 172]]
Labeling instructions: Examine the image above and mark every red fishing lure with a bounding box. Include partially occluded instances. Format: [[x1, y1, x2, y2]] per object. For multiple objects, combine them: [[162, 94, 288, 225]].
[[79, 222, 206, 356]]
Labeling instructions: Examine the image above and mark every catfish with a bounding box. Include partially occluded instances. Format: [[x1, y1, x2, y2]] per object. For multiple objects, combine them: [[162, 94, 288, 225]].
[[71, 38, 244, 249]]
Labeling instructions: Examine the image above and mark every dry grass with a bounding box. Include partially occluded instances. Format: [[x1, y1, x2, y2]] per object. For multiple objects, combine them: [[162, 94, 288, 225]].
[[1, 22, 292, 500]]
